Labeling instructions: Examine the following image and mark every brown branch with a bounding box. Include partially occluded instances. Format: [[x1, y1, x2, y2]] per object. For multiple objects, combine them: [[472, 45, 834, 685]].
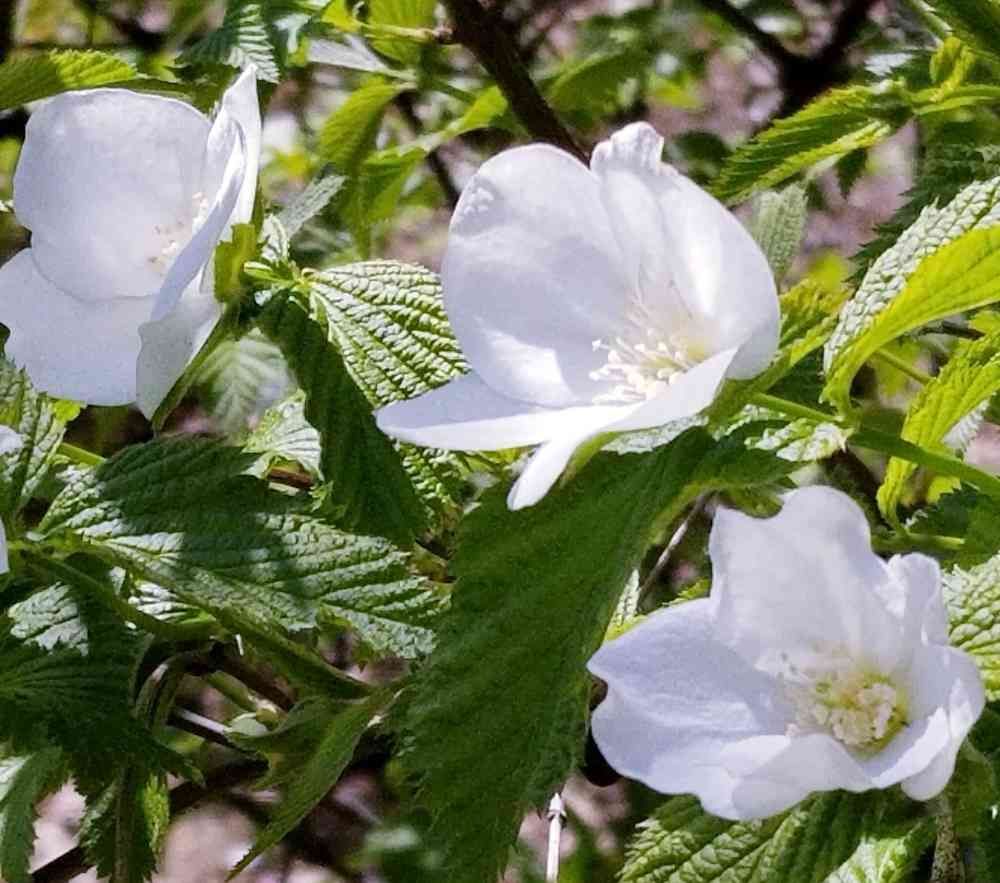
[[441, 0, 587, 162], [31, 760, 266, 883], [696, 0, 803, 72]]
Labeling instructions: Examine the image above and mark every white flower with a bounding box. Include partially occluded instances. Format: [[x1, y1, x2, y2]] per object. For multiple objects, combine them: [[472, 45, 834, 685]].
[[0, 70, 262, 418], [0, 426, 23, 574], [588, 486, 984, 821], [375, 122, 779, 509]]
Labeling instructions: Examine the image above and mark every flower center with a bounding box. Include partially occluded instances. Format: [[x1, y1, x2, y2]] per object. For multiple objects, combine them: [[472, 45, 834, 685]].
[[147, 191, 210, 277], [781, 656, 908, 751], [587, 292, 709, 405]]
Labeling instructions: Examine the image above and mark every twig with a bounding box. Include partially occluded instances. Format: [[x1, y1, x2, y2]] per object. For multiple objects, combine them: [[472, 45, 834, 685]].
[[441, 0, 586, 161], [545, 793, 566, 882], [169, 706, 242, 751], [31, 760, 266, 883], [639, 496, 707, 601], [212, 644, 296, 712]]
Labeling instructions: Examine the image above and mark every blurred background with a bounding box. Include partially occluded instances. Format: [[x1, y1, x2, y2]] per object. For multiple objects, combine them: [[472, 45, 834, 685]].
[[0, 0, 943, 879]]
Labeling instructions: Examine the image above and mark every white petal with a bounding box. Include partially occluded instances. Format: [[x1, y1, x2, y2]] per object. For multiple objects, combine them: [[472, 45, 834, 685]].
[[151, 122, 247, 323], [591, 122, 779, 379], [211, 67, 261, 230], [901, 645, 985, 801], [375, 373, 626, 451], [137, 290, 223, 419], [710, 486, 905, 674], [588, 600, 793, 818], [886, 554, 950, 646], [0, 427, 22, 455], [14, 90, 211, 302], [606, 348, 737, 432], [0, 521, 7, 574], [442, 144, 630, 407], [1, 250, 149, 404]]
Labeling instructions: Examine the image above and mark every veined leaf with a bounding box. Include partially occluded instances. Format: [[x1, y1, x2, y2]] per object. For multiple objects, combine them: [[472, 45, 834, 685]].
[[0, 360, 74, 515], [368, 0, 437, 64], [0, 749, 68, 883], [276, 173, 345, 240], [231, 693, 388, 874], [621, 792, 932, 883], [245, 390, 322, 479], [546, 49, 646, 119], [257, 288, 427, 543], [878, 332, 1000, 522], [0, 50, 135, 112], [824, 176, 1000, 412], [925, 0, 1000, 64], [318, 79, 409, 172], [713, 86, 908, 204], [749, 184, 808, 285], [403, 432, 716, 883], [943, 553, 1000, 699], [303, 261, 467, 521], [180, 0, 281, 81], [39, 438, 438, 653]]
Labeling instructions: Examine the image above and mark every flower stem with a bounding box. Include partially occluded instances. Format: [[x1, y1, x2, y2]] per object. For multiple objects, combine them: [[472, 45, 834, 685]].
[[57, 442, 104, 467], [24, 552, 213, 643], [750, 393, 838, 425], [870, 349, 932, 385]]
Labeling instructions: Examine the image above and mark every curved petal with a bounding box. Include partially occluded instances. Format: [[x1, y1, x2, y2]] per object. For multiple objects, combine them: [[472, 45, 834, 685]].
[[137, 290, 223, 419], [14, 90, 211, 302], [588, 600, 793, 818], [886, 554, 950, 647], [591, 123, 779, 379], [375, 372, 625, 451], [710, 486, 905, 674], [901, 644, 985, 801], [442, 144, 630, 407], [0, 521, 7, 574], [217, 67, 261, 229], [150, 124, 247, 323], [1, 250, 149, 404], [606, 348, 737, 432]]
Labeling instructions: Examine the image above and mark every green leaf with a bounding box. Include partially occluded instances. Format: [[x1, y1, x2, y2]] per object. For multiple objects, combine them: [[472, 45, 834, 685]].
[[854, 145, 1000, 281], [368, 0, 437, 64], [713, 86, 908, 204], [878, 332, 1000, 522], [749, 184, 808, 284], [276, 173, 345, 240], [0, 50, 135, 112], [942, 553, 1000, 698], [194, 330, 289, 433], [0, 361, 73, 515], [925, 0, 1000, 65], [823, 176, 1000, 412], [546, 49, 646, 119], [402, 432, 711, 883], [302, 261, 467, 521], [39, 438, 438, 651], [0, 749, 68, 883], [180, 0, 281, 81], [245, 390, 322, 478], [231, 694, 387, 875], [318, 79, 409, 172], [257, 288, 427, 543], [621, 792, 932, 883]]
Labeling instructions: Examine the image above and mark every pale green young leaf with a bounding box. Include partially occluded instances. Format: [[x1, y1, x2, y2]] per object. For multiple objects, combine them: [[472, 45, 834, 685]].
[[368, 0, 437, 63], [180, 0, 281, 80], [318, 80, 409, 172], [402, 432, 717, 883], [749, 184, 808, 285], [304, 261, 467, 520], [194, 330, 290, 433], [824, 177, 1000, 412], [276, 173, 345, 240], [878, 332, 1000, 522], [0, 749, 68, 883], [546, 49, 646, 118], [231, 694, 387, 875], [621, 792, 932, 883], [245, 390, 322, 478], [39, 438, 438, 649], [925, 0, 1000, 64], [0, 50, 135, 112], [0, 360, 74, 515], [943, 554, 1000, 698], [257, 289, 428, 543], [713, 86, 908, 204]]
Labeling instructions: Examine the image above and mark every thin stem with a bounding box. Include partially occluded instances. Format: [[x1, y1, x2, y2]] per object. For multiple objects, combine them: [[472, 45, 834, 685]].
[[640, 496, 707, 601], [205, 672, 259, 713], [169, 707, 242, 752], [750, 393, 838, 425], [25, 552, 212, 643], [57, 442, 104, 468], [212, 645, 297, 712], [870, 349, 932, 385]]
